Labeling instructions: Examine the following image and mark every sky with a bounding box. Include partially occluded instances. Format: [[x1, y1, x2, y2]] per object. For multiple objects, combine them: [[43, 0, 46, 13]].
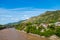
[[0, 0, 60, 24]]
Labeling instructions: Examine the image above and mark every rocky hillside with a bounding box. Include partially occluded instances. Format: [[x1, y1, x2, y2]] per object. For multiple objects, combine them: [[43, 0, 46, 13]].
[[14, 10, 60, 37], [23, 10, 60, 24]]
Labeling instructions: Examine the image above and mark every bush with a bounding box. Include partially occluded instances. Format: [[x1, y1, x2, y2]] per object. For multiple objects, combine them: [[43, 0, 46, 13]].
[[40, 29, 54, 37], [25, 26, 31, 33], [0, 26, 6, 30], [25, 25, 40, 34], [55, 27, 60, 37]]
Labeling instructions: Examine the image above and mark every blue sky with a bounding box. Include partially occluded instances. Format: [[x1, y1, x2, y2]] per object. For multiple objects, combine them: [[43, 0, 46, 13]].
[[0, 0, 60, 24]]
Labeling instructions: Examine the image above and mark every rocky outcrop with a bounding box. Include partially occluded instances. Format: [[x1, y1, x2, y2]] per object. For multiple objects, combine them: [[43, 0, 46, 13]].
[[49, 35, 60, 40]]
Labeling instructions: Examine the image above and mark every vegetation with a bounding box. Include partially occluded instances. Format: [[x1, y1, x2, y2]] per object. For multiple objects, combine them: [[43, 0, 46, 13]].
[[15, 10, 60, 37], [24, 24, 60, 37], [0, 25, 6, 30], [55, 26, 60, 37]]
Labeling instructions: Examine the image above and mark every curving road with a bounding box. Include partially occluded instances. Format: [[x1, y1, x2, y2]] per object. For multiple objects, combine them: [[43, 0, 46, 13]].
[[0, 28, 48, 40]]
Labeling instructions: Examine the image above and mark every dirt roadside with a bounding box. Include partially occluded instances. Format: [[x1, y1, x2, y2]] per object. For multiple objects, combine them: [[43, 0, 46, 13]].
[[0, 28, 48, 40]]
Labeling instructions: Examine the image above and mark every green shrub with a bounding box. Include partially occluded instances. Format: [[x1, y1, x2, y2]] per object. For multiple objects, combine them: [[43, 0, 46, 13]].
[[55, 27, 60, 37], [40, 29, 54, 37], [0, 26, 6, 30], [25, 26, 31, 33]]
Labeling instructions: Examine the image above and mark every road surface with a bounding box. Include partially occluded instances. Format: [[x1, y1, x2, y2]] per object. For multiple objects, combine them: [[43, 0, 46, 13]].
[[0, 28, 48, 40]]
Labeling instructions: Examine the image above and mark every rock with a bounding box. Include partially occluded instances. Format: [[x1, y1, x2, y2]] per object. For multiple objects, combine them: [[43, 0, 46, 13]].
[[49, 35, 60, 40]]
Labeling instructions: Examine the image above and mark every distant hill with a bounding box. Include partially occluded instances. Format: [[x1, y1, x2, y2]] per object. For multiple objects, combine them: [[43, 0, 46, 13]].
[[4, 20, 25, 28]]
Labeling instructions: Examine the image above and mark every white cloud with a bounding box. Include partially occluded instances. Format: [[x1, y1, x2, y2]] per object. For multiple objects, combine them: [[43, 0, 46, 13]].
[[10, 18, 19, 21], [0, 15, 12, 18], [0, 7, 57, 24], [21, 15, 29, 20], [0, 8, 56, 15]]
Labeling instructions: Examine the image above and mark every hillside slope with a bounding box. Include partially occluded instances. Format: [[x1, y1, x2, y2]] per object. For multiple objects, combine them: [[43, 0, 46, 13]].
[[23, 10, 60, 24], [14, 10, 60, 30]]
